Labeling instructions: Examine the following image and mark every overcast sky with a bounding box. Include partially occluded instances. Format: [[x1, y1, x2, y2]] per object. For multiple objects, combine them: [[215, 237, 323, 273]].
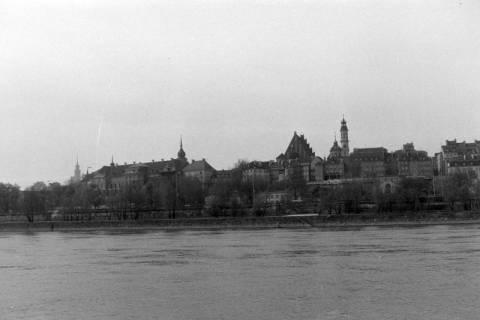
[[1, 0, 480, 187]]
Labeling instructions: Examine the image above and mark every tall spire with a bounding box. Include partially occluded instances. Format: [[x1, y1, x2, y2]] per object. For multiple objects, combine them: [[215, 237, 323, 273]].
[[110, 155, 114, 166], [177, 135, 186, 160], [73, 155, 81, 183]]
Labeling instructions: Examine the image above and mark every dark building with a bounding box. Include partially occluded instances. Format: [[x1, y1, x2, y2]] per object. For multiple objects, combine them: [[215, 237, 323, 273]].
[[349, 147, 390, 178], [276, 131, 316, 182]]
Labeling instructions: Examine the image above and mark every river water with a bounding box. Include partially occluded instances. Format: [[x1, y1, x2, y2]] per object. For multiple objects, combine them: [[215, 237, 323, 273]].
[[1, 225, 479, 320]]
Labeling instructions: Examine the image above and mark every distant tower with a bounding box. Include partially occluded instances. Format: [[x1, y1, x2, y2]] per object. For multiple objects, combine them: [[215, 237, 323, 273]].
[[177, 136, 186, 161], [340, 116, 349, 157], [73, 156, 81, 183]]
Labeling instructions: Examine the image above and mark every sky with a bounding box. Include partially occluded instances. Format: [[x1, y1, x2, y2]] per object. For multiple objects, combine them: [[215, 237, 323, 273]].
[[1, 0, 480, 188]]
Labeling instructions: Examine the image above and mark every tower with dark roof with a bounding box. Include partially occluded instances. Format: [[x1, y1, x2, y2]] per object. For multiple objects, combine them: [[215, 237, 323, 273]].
[[177, 137, 186, 161], [340, 117, 349, 157]]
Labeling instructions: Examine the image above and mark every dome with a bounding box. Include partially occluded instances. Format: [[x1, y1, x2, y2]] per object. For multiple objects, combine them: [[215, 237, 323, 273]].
[[330, 140, 341, 152]]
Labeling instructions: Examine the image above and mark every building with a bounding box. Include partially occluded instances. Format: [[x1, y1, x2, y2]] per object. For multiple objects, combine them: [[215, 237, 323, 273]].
[[310, 157, 324, 182], [242, 161, 272, 184], [86, 140, 189, 192], [349, 147, 389, 178], [276, 131, 316, 182], [324, 139, 345, 180], [447, 158, 480, 177], [278, 131, 315, 162], [392, 143, 433, 177], [183, 159, 216, 186], [435, 139, 480, 176]]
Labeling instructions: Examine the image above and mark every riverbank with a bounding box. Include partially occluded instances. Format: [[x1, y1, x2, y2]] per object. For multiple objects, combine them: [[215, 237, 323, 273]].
[[1, 213, 480, 231]]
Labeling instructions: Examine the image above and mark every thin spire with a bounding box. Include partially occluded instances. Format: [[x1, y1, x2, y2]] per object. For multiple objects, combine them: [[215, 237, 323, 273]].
[[180, 135, 183, 149], [110, 155, 114, 166], [76, 155, 79, 166]]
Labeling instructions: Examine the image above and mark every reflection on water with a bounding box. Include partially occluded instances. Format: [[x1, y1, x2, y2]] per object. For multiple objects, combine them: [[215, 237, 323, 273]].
[[1, 226, 480, 320]]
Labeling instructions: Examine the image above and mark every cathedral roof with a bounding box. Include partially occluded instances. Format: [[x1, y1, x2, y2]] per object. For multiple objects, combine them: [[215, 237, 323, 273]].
[[284, 131, 315, 161]]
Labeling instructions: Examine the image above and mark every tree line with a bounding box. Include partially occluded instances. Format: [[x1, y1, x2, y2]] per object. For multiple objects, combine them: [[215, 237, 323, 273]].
[[0, 165, 479, 222]]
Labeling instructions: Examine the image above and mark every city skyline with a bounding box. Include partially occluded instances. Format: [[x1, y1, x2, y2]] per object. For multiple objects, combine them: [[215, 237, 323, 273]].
[[2, 0, 480, 187]]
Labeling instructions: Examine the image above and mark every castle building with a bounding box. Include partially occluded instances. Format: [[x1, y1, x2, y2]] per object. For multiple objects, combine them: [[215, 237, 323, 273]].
[[86, 139, 190, 192]]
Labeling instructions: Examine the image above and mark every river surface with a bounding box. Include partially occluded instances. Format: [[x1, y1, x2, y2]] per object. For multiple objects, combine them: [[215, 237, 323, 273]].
[[1, 225, 480, 320]]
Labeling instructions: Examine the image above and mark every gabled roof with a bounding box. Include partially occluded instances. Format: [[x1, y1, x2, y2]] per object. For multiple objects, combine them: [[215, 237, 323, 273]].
[[284, 131, 315, 161], [183, 159, 216, 172]]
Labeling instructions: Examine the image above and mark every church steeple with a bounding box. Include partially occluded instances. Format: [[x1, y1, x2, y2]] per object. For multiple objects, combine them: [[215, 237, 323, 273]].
[[73, 156, 81, 183], [340, 116, 349, 157], [177, 136, 186, 160]]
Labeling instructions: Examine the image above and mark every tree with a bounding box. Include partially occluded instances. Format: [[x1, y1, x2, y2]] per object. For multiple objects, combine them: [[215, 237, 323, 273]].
[[123, 183, 145, 209], [0, 183, 21, 213], [395, 178, 431, 211], [443, 171, 477, 210], [178, 176, 204, 208], [320, 186, 342, 215], [341, 182, 364, 213], [22, 182, 48, 222], [287, 163, 307, 199]]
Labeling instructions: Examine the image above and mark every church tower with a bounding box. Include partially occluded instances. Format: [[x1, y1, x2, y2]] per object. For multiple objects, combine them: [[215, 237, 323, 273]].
[[73, 156, 81, 183], [177, 136, 186, 161], [340, 117, 349, 157]]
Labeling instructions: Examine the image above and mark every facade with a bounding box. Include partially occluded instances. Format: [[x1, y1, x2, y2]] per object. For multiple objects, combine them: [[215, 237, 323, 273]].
[[279, 131, 315, 162], [310, 157, 324, 182], [447, 158, 480, 177], [392, 143, 433, 177], [276, 131, 316, 182], [183, 159, 216, 186], [213, 169, 235, 183], [242, 161, 272, 183], [349, 148, 389, 178], [86, 141, 189, 192], [435, 140, 480, 176], [324, 139, 345, 180]]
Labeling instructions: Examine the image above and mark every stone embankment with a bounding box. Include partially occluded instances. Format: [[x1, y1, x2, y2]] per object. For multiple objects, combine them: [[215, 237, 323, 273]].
[[1, 212, 480, 231]]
